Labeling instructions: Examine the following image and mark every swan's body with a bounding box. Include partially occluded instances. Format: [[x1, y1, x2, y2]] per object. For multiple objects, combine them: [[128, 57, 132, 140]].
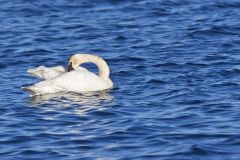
[[22, 54, 113, 96]]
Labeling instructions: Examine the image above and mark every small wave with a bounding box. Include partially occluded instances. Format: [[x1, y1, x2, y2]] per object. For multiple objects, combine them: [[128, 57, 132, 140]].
[[223, 136, 240, 145], [220, 68, 240, 77], [153, 62, 180, 68], [114, 35, 127, 40], [177, 99, 205, 105], [213, 1, 240, 9], [109, 55, 145, 63], [188, 25, 237, 37], [182, 144, 234, 155], [0, 63, 6, 69], [146, 79, 166, 85], [203, 54, 230, 61], [114, 70, 134, 76], [210, 82, 239, 88]]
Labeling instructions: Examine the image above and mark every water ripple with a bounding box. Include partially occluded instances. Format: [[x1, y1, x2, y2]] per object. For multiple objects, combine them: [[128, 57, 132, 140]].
[[0, 0, 240, 160]]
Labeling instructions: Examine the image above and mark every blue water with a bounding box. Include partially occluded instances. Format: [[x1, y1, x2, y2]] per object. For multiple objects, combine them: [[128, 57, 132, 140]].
[[1, 0, 240, 159]]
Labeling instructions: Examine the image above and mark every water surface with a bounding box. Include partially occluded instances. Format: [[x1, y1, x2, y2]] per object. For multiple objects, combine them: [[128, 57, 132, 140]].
[[1, 0, 240, 159]]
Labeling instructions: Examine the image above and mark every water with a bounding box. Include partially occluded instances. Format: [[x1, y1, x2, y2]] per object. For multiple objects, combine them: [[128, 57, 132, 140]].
[[0, 0, 240, 159]]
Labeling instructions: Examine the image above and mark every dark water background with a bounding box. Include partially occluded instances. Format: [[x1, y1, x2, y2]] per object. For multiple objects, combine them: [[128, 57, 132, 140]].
[[1, 0, 240, 159]]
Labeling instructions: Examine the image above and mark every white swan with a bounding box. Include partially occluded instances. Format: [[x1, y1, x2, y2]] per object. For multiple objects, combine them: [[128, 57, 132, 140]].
[[22, 54, 113, 96]]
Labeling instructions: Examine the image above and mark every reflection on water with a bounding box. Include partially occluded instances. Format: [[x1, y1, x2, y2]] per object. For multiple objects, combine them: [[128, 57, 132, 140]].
[[28, 91, 114, 114], [1, 0, 240, 159]]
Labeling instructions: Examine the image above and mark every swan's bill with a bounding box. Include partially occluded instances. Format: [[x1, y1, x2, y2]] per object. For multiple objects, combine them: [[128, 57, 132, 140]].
[[68, 62, 74, 72]]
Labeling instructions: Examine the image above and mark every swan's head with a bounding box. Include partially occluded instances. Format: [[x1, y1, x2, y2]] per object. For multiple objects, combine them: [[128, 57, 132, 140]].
[[68, 54, 83, 72], [67, 54, 110, 79]]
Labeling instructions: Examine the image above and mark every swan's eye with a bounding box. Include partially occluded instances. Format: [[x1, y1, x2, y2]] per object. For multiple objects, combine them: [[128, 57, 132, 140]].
[[68, 62, 74, 72]]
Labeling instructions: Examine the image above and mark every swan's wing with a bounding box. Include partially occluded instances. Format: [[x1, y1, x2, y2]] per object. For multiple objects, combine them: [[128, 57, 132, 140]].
[[27, 65, 65, 80], [27, 65, 89, 80]]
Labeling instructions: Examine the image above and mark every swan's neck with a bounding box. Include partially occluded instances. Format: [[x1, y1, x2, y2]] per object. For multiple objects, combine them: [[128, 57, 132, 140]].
[[76, 54, 110, 80]]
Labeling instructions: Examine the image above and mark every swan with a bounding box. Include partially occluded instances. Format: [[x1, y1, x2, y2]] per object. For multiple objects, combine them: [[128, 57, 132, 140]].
[[22, 54, 113, 96]]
